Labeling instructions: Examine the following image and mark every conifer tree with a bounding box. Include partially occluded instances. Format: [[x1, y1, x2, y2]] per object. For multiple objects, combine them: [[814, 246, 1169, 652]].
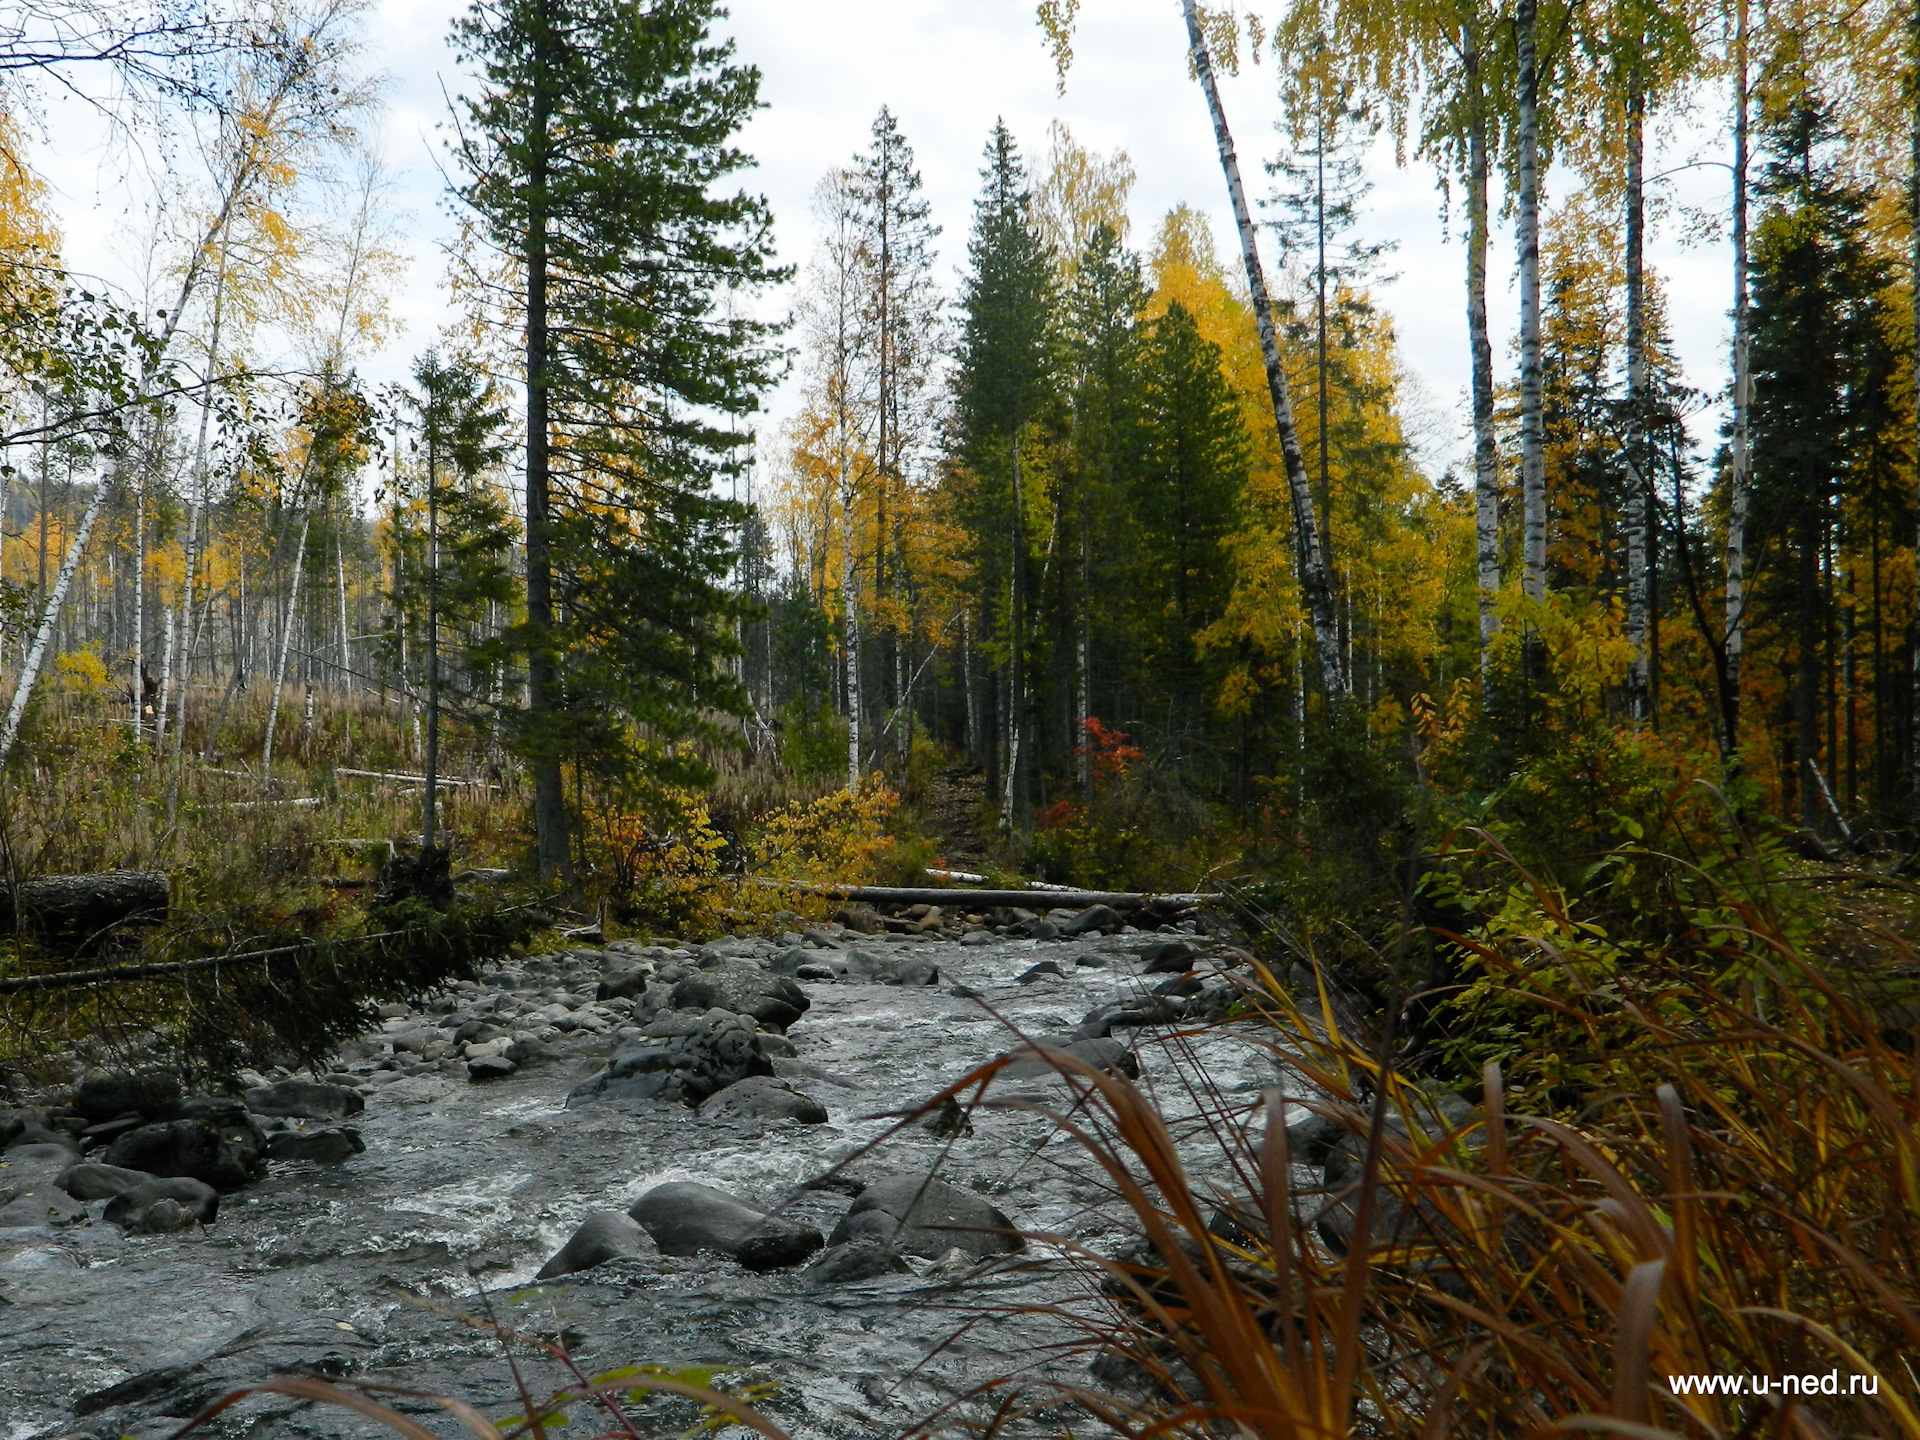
[[453, 0, 782, 875], [390, 350, 513, 849], [953, 120, 1059, 830], [1062, 221, 1147, 788], [1748, 84, 1895, 827], [1131, 299, 1248, 767]]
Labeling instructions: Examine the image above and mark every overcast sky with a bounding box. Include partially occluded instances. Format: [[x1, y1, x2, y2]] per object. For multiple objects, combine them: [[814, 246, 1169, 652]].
[[37, 0, 1742, 478]]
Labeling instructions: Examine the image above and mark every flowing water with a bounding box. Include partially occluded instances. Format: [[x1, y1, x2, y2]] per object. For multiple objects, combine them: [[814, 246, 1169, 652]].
[[1, 926, 1287, 1439]]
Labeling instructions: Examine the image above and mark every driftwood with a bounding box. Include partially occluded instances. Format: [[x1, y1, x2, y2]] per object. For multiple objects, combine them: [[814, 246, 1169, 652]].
[[334, 767, 495, 789], [774, 882, 1216, 913], [8, 871, 169, 951]]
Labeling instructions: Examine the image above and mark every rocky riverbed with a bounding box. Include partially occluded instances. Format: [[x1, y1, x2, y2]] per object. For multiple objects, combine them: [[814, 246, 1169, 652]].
[[0, 916, 1292, 1439]]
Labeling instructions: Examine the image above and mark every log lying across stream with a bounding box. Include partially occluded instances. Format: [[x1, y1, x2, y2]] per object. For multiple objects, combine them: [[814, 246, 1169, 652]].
[[775, 882, 1217, 914], [8, 871, 169, 950]]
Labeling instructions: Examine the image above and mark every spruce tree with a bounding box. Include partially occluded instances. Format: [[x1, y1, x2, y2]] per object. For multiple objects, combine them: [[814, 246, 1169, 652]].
[[953, 120, 1059, 829], [1062, 221, 1147, 784], [453, 0, 782, 875], [1131, 299, 1248, 768], [1748, 85, 1893, 827], [390, 351, 514, 849]]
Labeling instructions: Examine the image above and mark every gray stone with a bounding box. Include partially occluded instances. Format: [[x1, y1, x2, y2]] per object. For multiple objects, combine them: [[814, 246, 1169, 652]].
[[266, 1127, 365, 1164], [1028, 919, 1063, 941], [1139, 939, 1201, 974], [960, 930, 993, 946], [56, 1162, 154, 1200], [697, 1076, 828, 1125], [628, 1181, 823, 1271], [808, 1242, 907, 1283], [668, 971, 809, 1032], [468, 1056, 518, 1083], [535, 1211, 657, 1279], [889, 960, 941, 987], [828, 1175, 1023, 1260], [103, 1176, 219, 1233], [100, 1101, 266, 1192], [567, 1027, 773, 1109], [1000, 1036, 1140, 1081], [70, 1067, 181, 1122], [243, 1079, 364, 1121], [1017, 961, 1065, 984], [1061, 904, 1122, 937]]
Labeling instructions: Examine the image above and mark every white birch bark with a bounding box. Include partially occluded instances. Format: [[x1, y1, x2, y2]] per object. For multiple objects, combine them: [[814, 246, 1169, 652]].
[[0, 477, 110, 768], [1178, 0, 1345, 695], [261, 510, 311, 772], [1517, 0, 1548, 603]]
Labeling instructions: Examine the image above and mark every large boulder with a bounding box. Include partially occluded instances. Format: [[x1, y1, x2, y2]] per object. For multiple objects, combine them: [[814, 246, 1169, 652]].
[[244, 1079, 364, 1121], [266, 1127, 365, 1164], [629, 1181, 823, 1271], [828, 1175, 1023, 1260], [567, 1026, 773, 1109], [667, 971, 809, 1032], [535, 1211, 657, 1279], [69, 1067, 181, 1123], [999, 1036, 1140, 1082], [1060, 904, 1123, 937], [103, 1176, 219, 1234], [100, 1099, 267, 1193], [56, 1162, 155, 1201], [0, 1143, 88, 1225], [697, 1076, 828, 1125]]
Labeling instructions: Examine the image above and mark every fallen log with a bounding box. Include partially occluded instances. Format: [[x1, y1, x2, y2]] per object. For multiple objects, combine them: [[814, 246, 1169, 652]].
[[7, 871, 169, 950], [763, 881, 1217, 913]]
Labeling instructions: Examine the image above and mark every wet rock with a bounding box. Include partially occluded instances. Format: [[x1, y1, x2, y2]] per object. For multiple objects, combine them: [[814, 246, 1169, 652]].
[[1139, 939, 1201, 974], [1061, 904, 1122, 937], [834, 902, 885, 934], [468, 1056, 518, 1083], [56, 1162, 154, 1200], [1000, 1036, 1140, 1081], [243, 1078, 364, 1120], [796, 963, 837, 981], [828, 1175, 1024, 1260], [628, 1181, 823, 1271], [668, 971, 809, 1032], [0, 1143, 89, 1225], [100, 1100, 267, 1192], [70, 1067, 181, 1123], [697, 1075, 828, 1125], [266, 1127, 365, 1164], [598, 967, 654, 1001], [960, 930, 993, 947], [1017, 961, 1065, 984], [535, 1211, 657, 1279], [1076, 995, 1188, 1037], [5, 1125, 79, 1157], [802, 929, 842, 949], [921, 1096, 974, 1138], [1027, 919, 1063, 941], [567, 1027, 773, 1109], [1073, 952, 1110, 968], [103, 1176, 219, 1233], [768, 947, 812, 976], [808, 1242, 907, 1284], [888, 960, 941, 987]]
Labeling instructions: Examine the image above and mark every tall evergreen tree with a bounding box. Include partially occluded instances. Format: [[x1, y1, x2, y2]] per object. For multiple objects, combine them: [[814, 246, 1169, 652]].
[[953, 120, 1059, 830], [1131, 299, 1248, 768], [1748, 84, 1894, 827], [1062, 221, 1148, 788], [453, 0, 782, 875], [390, 350, 513, 849], [849, 108, 941, 756]]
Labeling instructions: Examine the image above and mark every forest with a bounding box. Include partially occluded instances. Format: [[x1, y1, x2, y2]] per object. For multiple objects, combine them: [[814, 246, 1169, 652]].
[[3, 0, 1920, 1435]]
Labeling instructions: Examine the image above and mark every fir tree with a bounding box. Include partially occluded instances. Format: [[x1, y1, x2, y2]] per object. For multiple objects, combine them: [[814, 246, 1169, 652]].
[[453, 0, 782, 874], [952, 120, 1059, 829], [389, 350, 514, 848], [1131, 298, 1248, 767], [1748, 86, 1894, 827]]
